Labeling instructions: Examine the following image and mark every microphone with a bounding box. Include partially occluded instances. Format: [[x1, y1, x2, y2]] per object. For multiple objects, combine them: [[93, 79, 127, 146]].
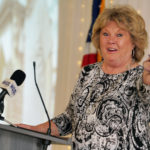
[[0, 79, 18, 97], [0, 70, 26, 114], [33, 62, 51, 150]]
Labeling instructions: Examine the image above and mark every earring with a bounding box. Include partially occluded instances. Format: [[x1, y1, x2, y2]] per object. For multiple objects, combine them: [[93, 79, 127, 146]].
[[132, 48, 135, 58]]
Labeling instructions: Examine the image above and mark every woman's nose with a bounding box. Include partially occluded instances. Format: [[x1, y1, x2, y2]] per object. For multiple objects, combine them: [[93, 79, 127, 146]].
[[108, 36, 116, 44]]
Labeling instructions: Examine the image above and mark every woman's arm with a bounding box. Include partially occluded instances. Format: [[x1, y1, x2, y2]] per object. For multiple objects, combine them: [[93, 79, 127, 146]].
[[17, 120, 60, 136], [17, 66, 86, 136]]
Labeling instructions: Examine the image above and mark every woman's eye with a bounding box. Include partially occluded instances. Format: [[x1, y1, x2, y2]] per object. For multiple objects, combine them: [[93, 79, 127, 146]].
[[103, 32, 108, 36], [117, 33, 123, 37]]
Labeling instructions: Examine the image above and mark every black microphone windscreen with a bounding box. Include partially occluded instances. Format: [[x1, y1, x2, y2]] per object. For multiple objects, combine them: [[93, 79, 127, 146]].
[[10, 70, 26, 86]]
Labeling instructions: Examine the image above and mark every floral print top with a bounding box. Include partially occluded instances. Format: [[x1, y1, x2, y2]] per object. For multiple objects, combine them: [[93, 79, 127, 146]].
[[52, 62, 150, 150]]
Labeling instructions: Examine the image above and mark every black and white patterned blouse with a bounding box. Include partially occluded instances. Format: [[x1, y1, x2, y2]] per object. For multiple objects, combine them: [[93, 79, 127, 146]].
[[52, 62, 150, 150]]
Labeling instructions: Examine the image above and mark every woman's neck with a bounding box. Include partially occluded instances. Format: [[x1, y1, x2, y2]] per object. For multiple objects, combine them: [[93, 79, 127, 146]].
[[102, 60, 138, 74]]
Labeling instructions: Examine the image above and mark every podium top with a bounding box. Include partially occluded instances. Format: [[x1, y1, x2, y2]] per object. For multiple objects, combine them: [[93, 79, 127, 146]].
[[0, 123, 71, 145]]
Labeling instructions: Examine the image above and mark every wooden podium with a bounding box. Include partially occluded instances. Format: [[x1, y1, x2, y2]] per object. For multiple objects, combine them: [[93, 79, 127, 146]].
[[0, 123, 72, 150]]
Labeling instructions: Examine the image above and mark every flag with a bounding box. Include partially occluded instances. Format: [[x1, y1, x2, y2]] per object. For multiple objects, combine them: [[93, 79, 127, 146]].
[[81, 0, 105, 67]]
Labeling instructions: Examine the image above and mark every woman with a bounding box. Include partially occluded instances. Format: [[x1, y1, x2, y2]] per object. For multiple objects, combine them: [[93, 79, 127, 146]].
[[18, 5, 150, 149]]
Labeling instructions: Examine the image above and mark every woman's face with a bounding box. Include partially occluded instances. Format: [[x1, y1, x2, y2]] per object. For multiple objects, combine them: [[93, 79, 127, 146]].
[[100, 21, 135, 67]]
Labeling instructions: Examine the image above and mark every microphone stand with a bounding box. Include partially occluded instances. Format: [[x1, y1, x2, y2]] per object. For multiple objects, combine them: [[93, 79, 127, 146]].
[[0, 95, 5, 123], [0, 97, 4, 115], [0, 115, 17, 127], [0, 96, 17, 127], [33, 62, 51, 150]]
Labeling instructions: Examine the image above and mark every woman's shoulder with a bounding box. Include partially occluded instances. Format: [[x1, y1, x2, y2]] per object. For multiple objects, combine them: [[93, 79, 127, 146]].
[[78, 62, 101, 81], [82, 62, 101, 72], [130, 65, 143, 73]]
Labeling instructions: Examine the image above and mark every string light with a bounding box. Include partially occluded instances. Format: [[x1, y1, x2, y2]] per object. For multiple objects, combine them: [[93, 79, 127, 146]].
[[79, 32, 84, 37], [137, 10, 141, 14], [110, 0, 114, 7], [67, 146, 71, 150], [77, 0, 86, 67], [81, 4, 85, 8], [80, 18, 85, 23], [77, 60, 82, 66], [78, 46, 83, 51]]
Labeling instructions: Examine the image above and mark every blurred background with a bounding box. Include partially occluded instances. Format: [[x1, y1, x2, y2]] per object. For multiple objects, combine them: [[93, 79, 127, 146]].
[[0, 0, 150, 150]]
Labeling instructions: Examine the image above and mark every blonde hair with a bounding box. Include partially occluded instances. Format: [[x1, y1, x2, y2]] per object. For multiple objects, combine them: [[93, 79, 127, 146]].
[[92, 5, 148, 62]]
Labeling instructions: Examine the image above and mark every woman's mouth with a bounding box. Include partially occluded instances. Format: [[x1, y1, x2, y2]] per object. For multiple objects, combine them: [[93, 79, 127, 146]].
[[107, 48, 117, 52]]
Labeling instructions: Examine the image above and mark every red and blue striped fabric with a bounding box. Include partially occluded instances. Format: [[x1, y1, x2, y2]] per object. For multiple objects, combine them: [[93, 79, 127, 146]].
[[81, 0, 105, 67]]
